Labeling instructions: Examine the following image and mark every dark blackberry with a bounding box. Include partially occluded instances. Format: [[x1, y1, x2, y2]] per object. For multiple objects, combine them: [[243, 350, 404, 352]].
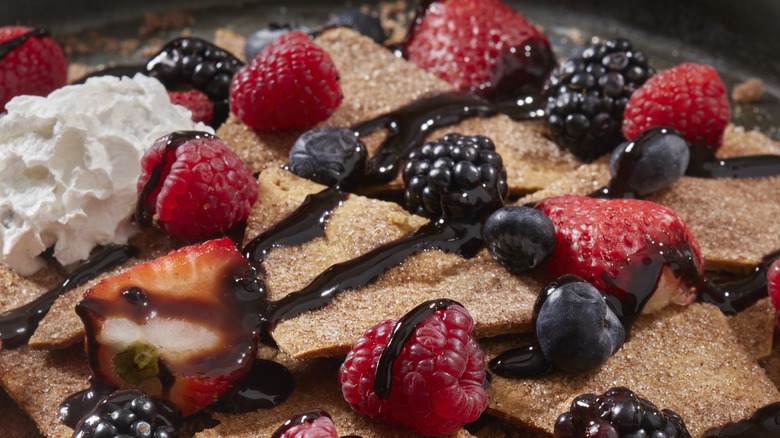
[[553, 387, 691, 438], [401, 133, 507, 221], [72, 389, 180, 438], [145, 37, 245, 128], [544, 39, 654, 162]]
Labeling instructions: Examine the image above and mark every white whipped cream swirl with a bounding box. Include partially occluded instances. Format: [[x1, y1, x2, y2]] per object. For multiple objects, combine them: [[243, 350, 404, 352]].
[[0, 74, 212, 275]]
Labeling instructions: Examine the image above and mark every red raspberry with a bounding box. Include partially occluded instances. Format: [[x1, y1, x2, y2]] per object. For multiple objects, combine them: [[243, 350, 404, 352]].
[[402, 0, 554, 100], [768, 258, 780, 326], [0, 26, 68, 110], [622, 63, 730, 151], [339, 303, 487, 436], [273, 411, 339, 438], [168, 89, 214, 125], [229, 31, 341, 130], [137, 131, 258, 238]]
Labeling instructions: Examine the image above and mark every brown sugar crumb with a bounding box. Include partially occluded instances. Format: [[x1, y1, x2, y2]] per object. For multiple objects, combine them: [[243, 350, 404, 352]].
[[731, 77, 764, 103], [137, 11, 195, 37], [378, 0, 414, 45]]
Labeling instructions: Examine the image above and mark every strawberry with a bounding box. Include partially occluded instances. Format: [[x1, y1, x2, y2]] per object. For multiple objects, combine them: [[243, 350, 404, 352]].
[[76, 238, 262, 416], [0, 26, 68, 110], [167, 89, 214, 125], [536, 195, 703, 314], [769, 258, 780, 326], [402, 0, 555, 100]]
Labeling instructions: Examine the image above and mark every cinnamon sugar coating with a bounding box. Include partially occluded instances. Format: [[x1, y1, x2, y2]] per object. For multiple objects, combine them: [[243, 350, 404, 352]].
[[482, 303, 780, 437], [248, 167, 546, 359]]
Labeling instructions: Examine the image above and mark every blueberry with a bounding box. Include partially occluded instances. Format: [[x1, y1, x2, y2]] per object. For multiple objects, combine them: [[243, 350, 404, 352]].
[[325, 9, 386, 44], [609, 127, 690, 197], [483, 206, 557, 274], [244, 24, 309, 61], [535, 275, 625, 373], [289, 127, 367, 188]]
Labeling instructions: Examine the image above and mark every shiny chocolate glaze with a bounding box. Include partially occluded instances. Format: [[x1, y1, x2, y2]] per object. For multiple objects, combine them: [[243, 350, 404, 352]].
[[703, 402, 780, 437], [373, 298, 461, 400], [0, 245, 136, 349], [0, 28, 49, 61]]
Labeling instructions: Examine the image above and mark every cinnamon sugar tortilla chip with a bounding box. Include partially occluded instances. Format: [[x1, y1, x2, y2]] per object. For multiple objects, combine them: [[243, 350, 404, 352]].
[[245, 167, 547, 359], [194, 347, 475, 438], [519, 126, 780, 272], [482, 303, 780, 438], [216, 27, 580, 196], [728, 297, 775, 360]]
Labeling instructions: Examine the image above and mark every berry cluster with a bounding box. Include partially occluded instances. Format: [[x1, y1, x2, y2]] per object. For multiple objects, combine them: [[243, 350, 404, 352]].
[[543, 39, 654, 161], [72, 389, 179, 438], [402, 133, 508, 221], [146, 37, 244, 127], [554, 387, 690, 438]]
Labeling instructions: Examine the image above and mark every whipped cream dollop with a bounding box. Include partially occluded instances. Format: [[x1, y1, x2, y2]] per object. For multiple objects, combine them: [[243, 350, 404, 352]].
[[0, 74, 212, 276]]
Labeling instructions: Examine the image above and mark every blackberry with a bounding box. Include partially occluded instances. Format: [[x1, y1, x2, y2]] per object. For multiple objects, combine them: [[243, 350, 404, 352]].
[[401, 133, 507, 221], [544, 39, 654, 162], [72, 389, 180, 438], [146, 37, 245, 127], [553, 387, 691, 438]]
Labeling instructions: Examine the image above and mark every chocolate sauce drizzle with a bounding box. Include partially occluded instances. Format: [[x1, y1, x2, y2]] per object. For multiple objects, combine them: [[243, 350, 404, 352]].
[[243, 189, 484, 330], [374, 298, 460, 400], [135, 130, 216, 227], [0, 28, 49, 62], [703, 402, 780, 437], [687, 147, 780, 179], [0, 245, 136, 349], [352, 92, 542, 183], [211, 359, 295, 413]]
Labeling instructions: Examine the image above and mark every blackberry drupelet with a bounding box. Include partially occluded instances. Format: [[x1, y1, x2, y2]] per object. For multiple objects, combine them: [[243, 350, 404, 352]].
[[543, 39, 654, 162], [146, 37, 245, 127], [553, 387, 691, 438], [72, 389, 180, 438], [401, 133, 508, 221]]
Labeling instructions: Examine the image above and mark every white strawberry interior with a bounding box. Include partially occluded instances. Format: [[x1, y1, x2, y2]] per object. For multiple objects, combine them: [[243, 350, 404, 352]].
[[99, 317, 221, 361]]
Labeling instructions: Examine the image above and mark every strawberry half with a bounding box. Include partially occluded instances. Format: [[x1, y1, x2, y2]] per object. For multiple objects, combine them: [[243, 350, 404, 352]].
[[536, 195, 703, 316], [76, 238, 262, 416], [402, 0, 555, 100]]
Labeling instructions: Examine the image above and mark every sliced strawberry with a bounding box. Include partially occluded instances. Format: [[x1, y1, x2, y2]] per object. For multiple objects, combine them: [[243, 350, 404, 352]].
[[536, 195, 703, 315], [76, 237, 262, 416]]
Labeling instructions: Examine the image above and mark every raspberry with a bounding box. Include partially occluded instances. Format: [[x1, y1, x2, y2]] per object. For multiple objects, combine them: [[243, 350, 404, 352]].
[[168, 89, 214, 125], [229, 31, 342, 130], [272, 410, 339, 438], [0, 26, 68, 110], [622, 62, 730, 152], [339, 302, 487, 436], [136, 131, 259, 238], [768, 258, 780, 326], [402, 0, 554, 100]]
